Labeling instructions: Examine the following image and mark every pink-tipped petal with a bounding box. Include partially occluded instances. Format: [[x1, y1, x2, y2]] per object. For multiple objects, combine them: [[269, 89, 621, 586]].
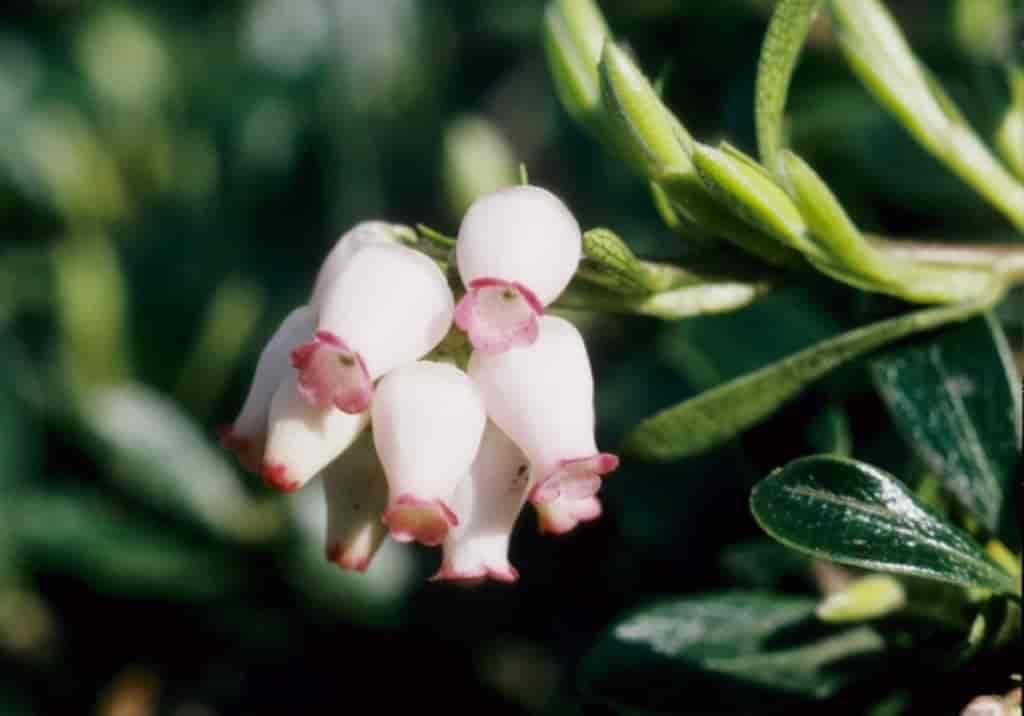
[[454, 278, 543, 354], [326, 543, 371, 573], [261, 461, 300, 492], [217, 424, 262, 474], [291, 331, 373, 413], [382, 494, 457, 547], [536, 495, 603, 535], [430, 562, 519, 585], [530, 453, 619, 505]]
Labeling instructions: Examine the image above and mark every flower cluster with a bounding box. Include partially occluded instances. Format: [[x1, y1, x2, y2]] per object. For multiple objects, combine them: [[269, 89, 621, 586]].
[[219, 186, 618, 582]]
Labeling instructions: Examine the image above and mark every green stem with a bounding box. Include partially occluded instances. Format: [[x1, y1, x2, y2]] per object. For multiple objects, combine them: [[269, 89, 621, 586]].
[[869, 237, 1024, 283]]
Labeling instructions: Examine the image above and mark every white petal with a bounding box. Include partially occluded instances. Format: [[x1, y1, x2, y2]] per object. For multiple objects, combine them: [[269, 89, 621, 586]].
[[321, 430, 389, 572], [262, 375, 369, 490], [317, 244, 454, 379], [468, 315, 617, 502], [434, 421, 530, 582], [468, 315, 595, 471], [456, 185, 581, 305], [371, 361, 486, 546], [309, 222, 401, 310], [220, 305, 315, 470]]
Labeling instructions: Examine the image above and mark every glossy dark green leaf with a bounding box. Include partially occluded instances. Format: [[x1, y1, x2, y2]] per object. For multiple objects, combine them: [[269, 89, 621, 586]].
[[580, 591, 887, 714], [624, 295, 995, 461], [870, 313, 1021, 541], [751, 455, 1020, 596]]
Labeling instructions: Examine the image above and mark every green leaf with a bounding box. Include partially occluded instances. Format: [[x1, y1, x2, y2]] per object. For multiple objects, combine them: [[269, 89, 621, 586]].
[[870, 314, 1022, 541], [779, 150, 998, 304], [692, 142, 822, 259], [580, 591, 888, 713], [750, 455, 1020, 596], [557, 276, 773, 319], [755, 0, 824, 172], [598, 41, 693, 176], [623, 292, 999, 461], [828, 0, 1024, 231], [13, 486, 245, 600], [80, 383, 284, 544]]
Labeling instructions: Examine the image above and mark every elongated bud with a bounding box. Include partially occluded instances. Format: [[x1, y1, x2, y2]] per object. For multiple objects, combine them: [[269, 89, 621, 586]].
[[219, 305, 315, 472], [432, 421, 530, 584], [261, 375, 369, 492], [321, 431, 389, 572], [309, 222, 403, 310], [534, 494, 602, 535], [455, 186, 581, 353], [372, 361, 486, 546], [293, 244, 454, 413], [468, 315, 618, 505], [599, 41, 693, 176]]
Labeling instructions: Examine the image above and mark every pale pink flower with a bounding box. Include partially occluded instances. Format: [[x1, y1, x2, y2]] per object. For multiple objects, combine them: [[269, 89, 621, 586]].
[[219, 305, 315, 472], [432, 421, 530, 584], [321, 431, 389, 572], [292, 244, 454, 414], [454, 186, 581, 353], [468, 315, 618, 505], [371, 361, 486, 546], [260, 375, 368, 491]]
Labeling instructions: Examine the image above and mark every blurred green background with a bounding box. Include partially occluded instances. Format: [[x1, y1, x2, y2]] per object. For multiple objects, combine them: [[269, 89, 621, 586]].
[[0, 0, 1020, 713]]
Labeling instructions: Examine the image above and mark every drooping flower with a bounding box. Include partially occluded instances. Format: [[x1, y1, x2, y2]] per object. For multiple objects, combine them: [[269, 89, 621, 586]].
[[468, 314, 618, 505], [432, 421, 530, 583], [309, 221, 401, 310], [371, 360, 486, 547], [454, 185, 581, 353], [321, 430, 390, 572], [292, 244, 454, 414], [260, 375, 368, 491], [219, 305, 316, 472], [534, 494, 602, 535]]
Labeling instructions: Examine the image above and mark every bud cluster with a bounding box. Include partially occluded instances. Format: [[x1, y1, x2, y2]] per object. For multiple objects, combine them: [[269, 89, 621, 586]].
[[219, 187, 618, 581]]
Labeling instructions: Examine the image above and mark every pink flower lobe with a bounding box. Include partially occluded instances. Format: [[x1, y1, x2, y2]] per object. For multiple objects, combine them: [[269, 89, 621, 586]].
[[454, 278, 543, 354], [530, 453, 619, 505], [382, 494, 458, 547], [290, 331, 373, 413]]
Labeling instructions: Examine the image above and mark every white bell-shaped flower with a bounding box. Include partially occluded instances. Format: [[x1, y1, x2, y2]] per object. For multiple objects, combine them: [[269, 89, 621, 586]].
[[432, 421, 530, 584], [291, 244, 454, 414], [309, 221, 401, 310], [219, 305, 315, 472], [321, 431, 390, 572], [454, 185, 581, 353], [261, 375, 369, 491], [468, 315, 618, 505], [371, 361, 486, 546], [534, 495, 602, 535]]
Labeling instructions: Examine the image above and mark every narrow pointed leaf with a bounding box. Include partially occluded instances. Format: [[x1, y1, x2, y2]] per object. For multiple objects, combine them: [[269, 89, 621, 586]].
[[870, 314, 1021, 541], [13, 486, 245, 600], [623, 293, 998, 461], [751, 455, 1020, 596], [755, 0, 824, 172], [580, 591, 888, 714], [81, 383, 283, 544]]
